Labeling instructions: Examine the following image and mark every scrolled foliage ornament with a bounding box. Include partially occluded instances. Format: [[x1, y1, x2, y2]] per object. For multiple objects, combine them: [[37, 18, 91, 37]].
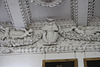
[[31, 0, 62, 7]]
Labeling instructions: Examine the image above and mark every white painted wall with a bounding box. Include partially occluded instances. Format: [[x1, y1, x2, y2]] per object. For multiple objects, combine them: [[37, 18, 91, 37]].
[[0, 52, 100, 67], [29, 0, 71, 20]]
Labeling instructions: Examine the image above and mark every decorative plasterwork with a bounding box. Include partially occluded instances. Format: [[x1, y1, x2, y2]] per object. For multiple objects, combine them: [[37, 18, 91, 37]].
[[4, 0, 32, 29], [88, 16, 100, 26], [70, 0, 78, 24], [18, 0, 32, 28], [87, 0, 100, 26], [31, 0, 62, 7], [31, 19, 76, 30], [87, 0, 95, 24], [0, 19, 100, 54], [1, 44, 100, 54]]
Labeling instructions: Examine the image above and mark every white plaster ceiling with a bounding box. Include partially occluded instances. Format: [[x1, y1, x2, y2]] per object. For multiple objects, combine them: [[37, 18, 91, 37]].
[[29, 0, 71, 20], [0, 0, 100, 26]]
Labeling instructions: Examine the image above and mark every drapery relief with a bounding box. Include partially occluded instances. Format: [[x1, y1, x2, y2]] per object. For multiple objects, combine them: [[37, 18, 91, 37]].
[[0, 19, 100, 54]]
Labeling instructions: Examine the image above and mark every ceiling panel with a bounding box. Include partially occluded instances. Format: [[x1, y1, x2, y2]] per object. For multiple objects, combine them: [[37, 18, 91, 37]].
[[94, 0, 100, 17], [29, 0, 71, 20], [0, 0, 11, 22]]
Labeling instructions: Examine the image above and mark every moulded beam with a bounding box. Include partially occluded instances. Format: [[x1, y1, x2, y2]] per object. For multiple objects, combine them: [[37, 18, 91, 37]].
[[6, 0, 25, 29]]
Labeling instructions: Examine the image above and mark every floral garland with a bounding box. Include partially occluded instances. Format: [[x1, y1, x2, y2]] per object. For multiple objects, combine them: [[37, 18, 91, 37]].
[[31, 0, 62, 7]]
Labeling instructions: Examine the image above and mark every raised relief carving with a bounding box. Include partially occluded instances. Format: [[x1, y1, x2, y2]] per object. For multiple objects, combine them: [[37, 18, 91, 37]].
[[10, 28, 33, 39], [59, 26, 100, 42], [42, 18, 59, 45], [0, 26, 34, 47], [0, 19, 100, 54]]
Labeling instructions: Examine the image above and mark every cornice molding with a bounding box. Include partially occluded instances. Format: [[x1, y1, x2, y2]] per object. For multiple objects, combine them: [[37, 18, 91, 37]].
[[0, 20, 100, 54], [0, 44, 100, 54]]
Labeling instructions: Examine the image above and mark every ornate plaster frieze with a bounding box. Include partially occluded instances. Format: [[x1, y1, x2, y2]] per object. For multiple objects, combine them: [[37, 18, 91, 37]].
[[31, 0, 62, 7], [0, 19, 100, 54]]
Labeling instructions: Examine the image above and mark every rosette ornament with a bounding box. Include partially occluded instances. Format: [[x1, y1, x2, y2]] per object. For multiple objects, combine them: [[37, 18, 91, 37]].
[[31, 0, 62, 7]]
